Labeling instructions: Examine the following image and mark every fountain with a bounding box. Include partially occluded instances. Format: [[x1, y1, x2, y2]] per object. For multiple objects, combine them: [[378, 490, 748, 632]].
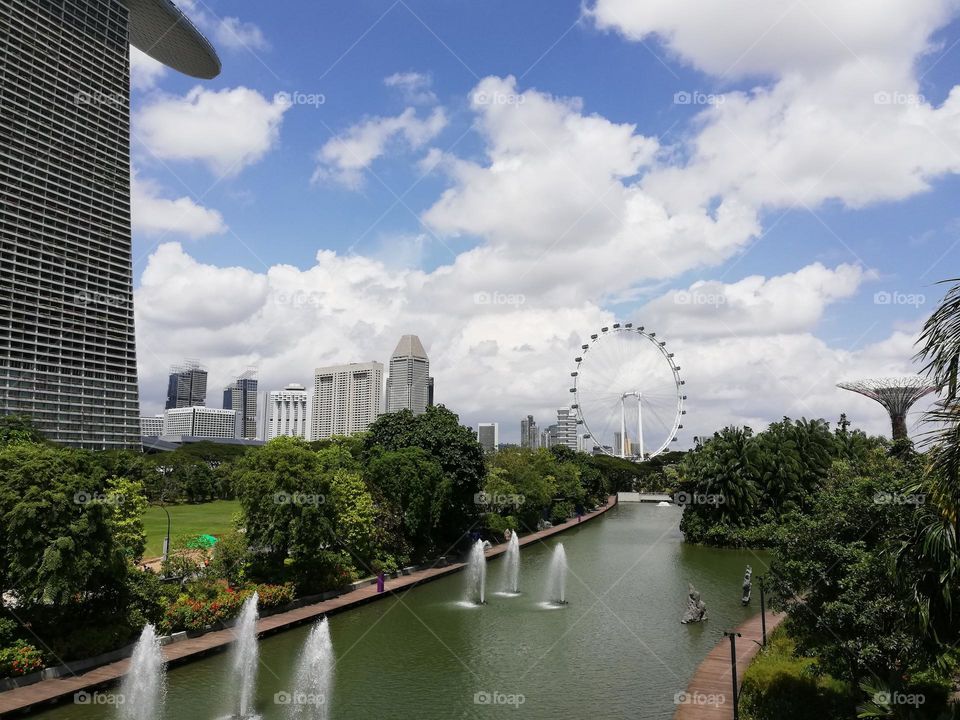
[[289, 617, 334, 720], [231, 592, 260, 718], [463, 539, 487, 605], [543, 543, 568, 606], [498, 532, 520, 596], [119, 624, 164, 720]]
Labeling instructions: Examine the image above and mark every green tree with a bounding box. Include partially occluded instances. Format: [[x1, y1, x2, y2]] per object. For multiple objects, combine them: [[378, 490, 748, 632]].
[[104, 476, 148, 562], [0, 415, 46, 446], [328, 468, 378, 570]]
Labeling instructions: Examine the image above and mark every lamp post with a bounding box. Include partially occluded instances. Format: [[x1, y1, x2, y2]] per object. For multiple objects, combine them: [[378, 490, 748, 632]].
[[758, 575, 767, 647], [724, 631, 742, 720]]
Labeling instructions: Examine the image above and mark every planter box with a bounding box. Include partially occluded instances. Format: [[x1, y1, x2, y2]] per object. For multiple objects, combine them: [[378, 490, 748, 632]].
[[0, 669, 44, 692]]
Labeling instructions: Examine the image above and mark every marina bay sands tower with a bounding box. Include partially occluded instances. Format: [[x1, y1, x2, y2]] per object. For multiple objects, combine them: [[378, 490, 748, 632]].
[[0, 0, 219, 448]]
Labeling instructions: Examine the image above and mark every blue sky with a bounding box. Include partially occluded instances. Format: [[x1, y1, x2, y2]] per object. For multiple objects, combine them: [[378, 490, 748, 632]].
[[128, 0, 960, 443]]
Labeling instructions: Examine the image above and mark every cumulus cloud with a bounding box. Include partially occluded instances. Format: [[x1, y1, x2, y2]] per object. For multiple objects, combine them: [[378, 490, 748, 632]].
[[135, 87, 289, 176], [129, 47, 165, 91], [384, 72, 437, 104], [214, 17, 270, 51], [313, 107, 447, 188], [131, 173, 227, 238]]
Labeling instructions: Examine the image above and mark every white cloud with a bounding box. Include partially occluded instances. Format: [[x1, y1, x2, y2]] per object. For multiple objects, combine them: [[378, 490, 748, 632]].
[[135, 87, 289, 176], [384, 72, 437, 104], [129, 47, 166, 91], [214, 17, 270, 51], [131, 173, 227, 238], [314, 107, 447, 188]]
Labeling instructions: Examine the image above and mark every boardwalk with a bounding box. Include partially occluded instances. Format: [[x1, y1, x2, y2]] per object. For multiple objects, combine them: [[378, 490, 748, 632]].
[[674, 610, 786, 720], [0, 497, 616, 716]]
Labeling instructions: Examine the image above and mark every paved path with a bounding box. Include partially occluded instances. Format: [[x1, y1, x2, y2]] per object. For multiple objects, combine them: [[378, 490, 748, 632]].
[[0, 498, 616, 716], [673, 609, 786, 720]]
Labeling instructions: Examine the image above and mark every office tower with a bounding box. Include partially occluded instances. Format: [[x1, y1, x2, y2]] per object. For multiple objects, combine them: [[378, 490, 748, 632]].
[[265, 383, 309, 440], [0, 0, 218, 449], [166, 360, 208, 409], [477, 422, 499, 453], [556, 408, 578, 451], [163, 406, 237, 439], [520, 415, 539, 449], [311, 362, 383, 440], [542, 424, 559, 448], [385, 335, 431, 414], [139, 415, 164, 437], [223, 370, 258, 439]]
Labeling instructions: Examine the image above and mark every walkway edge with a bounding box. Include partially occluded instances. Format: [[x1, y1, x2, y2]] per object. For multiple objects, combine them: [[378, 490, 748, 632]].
[[0, 496, 618, 716]]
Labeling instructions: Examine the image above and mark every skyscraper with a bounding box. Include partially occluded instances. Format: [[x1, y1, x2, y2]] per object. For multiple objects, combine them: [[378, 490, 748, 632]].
[[0, 0, 219, 449], [520, 415, 539, 449], [165, 361, 208, 409], [311, 362, 383, 440], [265, 383, 309, 440], [477, 422, 499, 453], [223, 370, 258, 440], [556, 408, 578, 451], [385, 335, 432, 414]]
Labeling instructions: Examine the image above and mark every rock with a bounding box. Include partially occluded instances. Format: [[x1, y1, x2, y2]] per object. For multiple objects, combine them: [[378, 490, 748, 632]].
[[681, 583, 708, 624]]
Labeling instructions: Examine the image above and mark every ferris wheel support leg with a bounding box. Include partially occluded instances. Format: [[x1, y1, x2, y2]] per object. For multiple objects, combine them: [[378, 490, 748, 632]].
[[620, 396, 626, 459], [638, 396, 645, 460]]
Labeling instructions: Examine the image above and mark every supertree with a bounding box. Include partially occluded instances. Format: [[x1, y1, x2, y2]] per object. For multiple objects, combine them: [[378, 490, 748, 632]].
[[837, 376, 938, 441]]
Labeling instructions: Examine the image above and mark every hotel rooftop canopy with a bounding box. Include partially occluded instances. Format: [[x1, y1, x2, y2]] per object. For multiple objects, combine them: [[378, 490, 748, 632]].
[[121, 0, 221, 78]]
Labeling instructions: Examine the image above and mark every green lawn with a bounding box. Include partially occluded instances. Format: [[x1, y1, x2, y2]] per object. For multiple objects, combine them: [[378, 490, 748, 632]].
[[142, 500, 242, 558]]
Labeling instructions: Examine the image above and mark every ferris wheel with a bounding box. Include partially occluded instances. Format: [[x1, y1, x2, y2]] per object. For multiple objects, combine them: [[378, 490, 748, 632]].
[[569, 323, 686, 461]]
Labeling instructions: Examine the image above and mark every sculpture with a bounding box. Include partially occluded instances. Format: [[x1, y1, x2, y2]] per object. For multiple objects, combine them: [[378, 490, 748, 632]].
[[681, 584, 707, 624], [741, 565, 753, 605]]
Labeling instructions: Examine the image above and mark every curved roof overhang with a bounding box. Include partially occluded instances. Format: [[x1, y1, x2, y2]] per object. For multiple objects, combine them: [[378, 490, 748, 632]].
[[120, 0, 221, 79]]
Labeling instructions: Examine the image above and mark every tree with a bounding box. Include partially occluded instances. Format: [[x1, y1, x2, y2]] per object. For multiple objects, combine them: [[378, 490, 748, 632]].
[[328, 468, 378, 570], [484, 448, 558, 531], [0, 415, 46, 446], [104, 476, 148, 562]]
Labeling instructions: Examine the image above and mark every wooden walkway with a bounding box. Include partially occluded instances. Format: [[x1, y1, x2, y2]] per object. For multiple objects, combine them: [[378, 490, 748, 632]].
[[0, 498, 616, 716], [674, 609, 786, 719]]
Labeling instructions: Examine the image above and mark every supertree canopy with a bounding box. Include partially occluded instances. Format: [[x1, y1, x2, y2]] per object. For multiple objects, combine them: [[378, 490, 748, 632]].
[[837, 376, 938, 441]]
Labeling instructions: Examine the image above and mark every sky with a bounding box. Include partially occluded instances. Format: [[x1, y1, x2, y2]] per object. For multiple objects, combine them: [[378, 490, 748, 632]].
[[128, 0, 960, 445]]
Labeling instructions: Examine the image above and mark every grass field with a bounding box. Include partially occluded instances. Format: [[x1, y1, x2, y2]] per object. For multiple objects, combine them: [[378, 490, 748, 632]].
[[142, 500, 241, 558]]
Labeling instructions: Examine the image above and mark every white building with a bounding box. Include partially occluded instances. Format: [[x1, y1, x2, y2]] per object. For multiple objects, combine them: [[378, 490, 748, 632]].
[[477, 422, 499, 453], [556, 408, 579, 451], [265, 383, 310, 440], [163, 406, 237, 440], [311, 362, 383, 440], [386, 335, 432, 414], [139, 415, 164, 437]]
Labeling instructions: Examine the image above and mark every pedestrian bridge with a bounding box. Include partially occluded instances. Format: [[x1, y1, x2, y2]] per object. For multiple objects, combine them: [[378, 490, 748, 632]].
[[617, 492, 672, 503]]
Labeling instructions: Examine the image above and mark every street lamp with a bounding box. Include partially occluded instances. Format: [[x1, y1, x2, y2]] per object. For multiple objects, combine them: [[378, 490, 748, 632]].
[[757, 575, 768, 647], [724, 631, 743, 720]]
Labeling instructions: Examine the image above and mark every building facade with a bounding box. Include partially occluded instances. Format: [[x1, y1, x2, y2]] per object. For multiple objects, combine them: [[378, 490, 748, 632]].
[[223, 372, 257, 439], [163, 406, 236, 439], [556, 408, 578, 451], [311, 362, 383, 440], [0, 0, 218, 449], [520, 415, 539, 449], [166, 361, 208, 409], [265, 383, 309, 440], [477, 422, 499, 453], [140, 415, 164, 437], [385, 335, 432, 414]]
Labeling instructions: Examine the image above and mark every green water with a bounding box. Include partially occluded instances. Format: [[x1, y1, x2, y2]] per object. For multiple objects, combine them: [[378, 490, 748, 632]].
[[32, 503, 768, 719]]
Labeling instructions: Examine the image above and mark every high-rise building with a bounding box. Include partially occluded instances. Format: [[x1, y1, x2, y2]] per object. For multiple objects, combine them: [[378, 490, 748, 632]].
[[385, 335, 432, 414], [542, 424, 559, 448], [223, 370, 258, 439], [0, 0, 219, 449], [139, 415, 164, 437], [265, 383, 309, 440], [520, 415, 539, 449], [163, 406, 236, 439], [556, 408, 578, 451], [311, 362, 383, 440], [166, 361, 208, 409], [477, 422, 499, 453]]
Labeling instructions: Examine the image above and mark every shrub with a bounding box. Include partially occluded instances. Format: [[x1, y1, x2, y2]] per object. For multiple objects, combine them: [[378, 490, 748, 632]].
[[0, 641, 45, 678], [739, 629, 856, 720], [157, 582, 295, 634], [550, 500, 575, 525]]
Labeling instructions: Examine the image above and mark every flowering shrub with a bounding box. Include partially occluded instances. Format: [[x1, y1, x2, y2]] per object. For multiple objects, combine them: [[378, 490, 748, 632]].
[[158, 582, 294, 634], [0, 641, 45, 678]]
